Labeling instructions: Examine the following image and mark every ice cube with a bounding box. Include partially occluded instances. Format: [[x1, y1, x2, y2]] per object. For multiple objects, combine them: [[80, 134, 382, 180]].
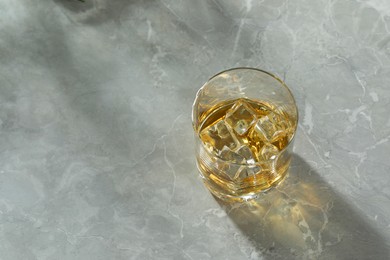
[[219, 162, 242, 180], [217, 145, 260, 180], [259, 143, 279, 161], [225, 100, 257, 136], [200, 119, 238, 154], [236, 146, 256, 164], [219, 146, 245, 164], [234, 165, 262, 179], [251, 114, 277, 142], [217, 147, 246, 180], [250, 111, 289, 143]]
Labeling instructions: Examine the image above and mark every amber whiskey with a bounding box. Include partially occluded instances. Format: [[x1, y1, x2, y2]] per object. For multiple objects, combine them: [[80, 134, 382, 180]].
[[196, 98, 294, 201]]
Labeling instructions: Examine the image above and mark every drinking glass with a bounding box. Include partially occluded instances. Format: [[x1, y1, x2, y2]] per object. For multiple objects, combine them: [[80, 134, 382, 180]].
[[192, 68, 298, 202]]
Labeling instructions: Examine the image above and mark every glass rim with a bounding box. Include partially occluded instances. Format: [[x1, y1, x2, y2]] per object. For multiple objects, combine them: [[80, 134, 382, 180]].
[[192, 67, 299, 166]]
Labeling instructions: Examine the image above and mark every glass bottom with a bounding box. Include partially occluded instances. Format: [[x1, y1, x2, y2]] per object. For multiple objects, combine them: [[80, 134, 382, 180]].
[[196, 156, 289, 202]]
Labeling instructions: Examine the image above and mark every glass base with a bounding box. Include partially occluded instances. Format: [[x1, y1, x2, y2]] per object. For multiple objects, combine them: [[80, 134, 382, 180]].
[[196, 159, 289, 202]]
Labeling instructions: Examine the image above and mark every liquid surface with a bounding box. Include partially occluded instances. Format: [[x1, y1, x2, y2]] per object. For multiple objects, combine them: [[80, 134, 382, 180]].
[[197, 98, 295, 200]]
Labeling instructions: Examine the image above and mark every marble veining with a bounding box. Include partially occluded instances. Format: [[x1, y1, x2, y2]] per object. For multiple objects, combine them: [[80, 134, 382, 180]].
[[0, 0, 390, 259]]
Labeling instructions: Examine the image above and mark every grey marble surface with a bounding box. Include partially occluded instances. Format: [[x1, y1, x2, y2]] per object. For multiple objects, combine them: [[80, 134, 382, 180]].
[[1, 0, 390, 259]]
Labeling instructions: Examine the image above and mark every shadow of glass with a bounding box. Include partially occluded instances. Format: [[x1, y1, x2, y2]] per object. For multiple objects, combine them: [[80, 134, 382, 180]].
[[216, 155, 389, 259]]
